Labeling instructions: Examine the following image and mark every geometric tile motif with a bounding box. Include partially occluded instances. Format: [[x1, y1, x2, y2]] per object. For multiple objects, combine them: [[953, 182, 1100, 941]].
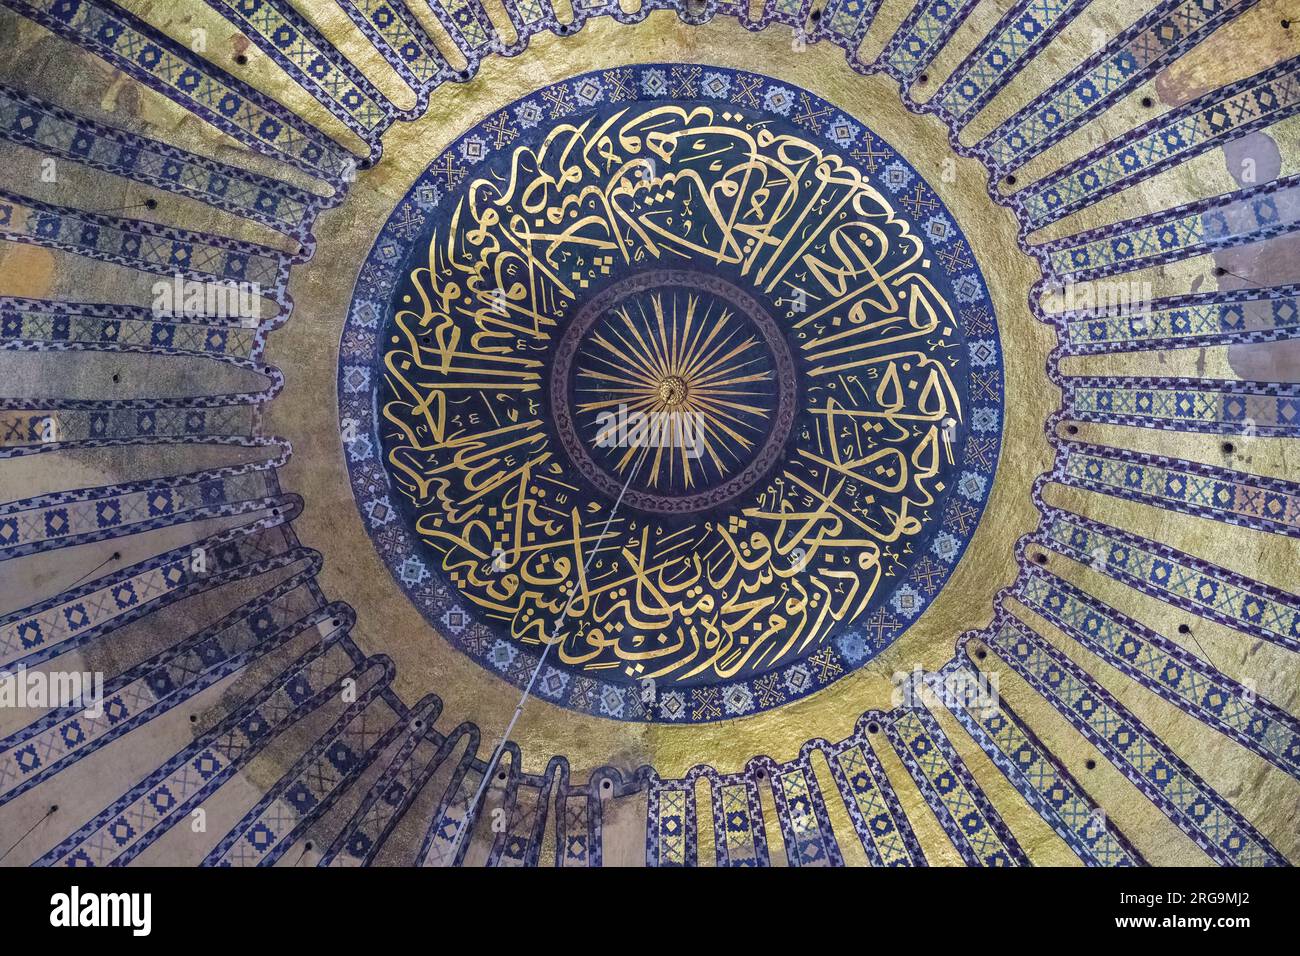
[[335, 0, 447, 94], [818, 0, 886, 49], [319, 718, 450, 868], [0, 582, 323, 804], [885, 708, 1027, 866], [1067, 378, 1300, 436], [1039, 177, 1299, 282], [0, 468, 273, 556], [429, 0, 496, 51], [0, 406, 254, 447], [0, 298, 261, 361], [983, 619, 1286, 865], [933, 663, 1145, 866], [38, 642, 364, 867], [1057, 288, 1300, 353], [932, 0, 1089, 127], [1041, 510, 1300, 653], [491, 776, 554, 868], [0, 86, 315, 238], [208, 0, 393, 137], [774, 766, 839, 867], [0, 192, 285, 287], [336, 0, 449, 96], [882, 0, 981, 84], [979, 0, 1256, 176], [715, 782, 763, 867], [206, 694, 398, 866], [0, 521, 289, 669], [557, 790, 592, 868], [1058, 445, 1300, 535], [418, 764, 480, 867], [1019, 56, 1300, 228], [1018, 572, 1300, 779], [827, 742, 924, 866], [7, 0, 351, 180], [648, 785, 693, 867]]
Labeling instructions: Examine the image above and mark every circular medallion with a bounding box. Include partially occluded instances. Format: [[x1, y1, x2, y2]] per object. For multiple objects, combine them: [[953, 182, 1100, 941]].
[[340, 66, 1004, 722], [551, 270, 797, 513]]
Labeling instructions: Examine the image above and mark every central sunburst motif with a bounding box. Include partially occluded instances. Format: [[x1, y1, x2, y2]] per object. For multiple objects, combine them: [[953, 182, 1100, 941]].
[[580, 292, 770, 488], [347, 67, 1004, 721], [564, 278, 789, 500]]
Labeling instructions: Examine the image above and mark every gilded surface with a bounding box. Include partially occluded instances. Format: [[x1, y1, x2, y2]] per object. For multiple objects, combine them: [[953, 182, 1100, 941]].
[[376, 98, 978, 709], [3, 0, 1294, 869], [272, 20, 1051, 771]]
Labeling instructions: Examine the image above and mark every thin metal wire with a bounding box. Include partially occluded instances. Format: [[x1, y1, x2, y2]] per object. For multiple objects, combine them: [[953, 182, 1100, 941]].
[[445, 447, 647, 865]]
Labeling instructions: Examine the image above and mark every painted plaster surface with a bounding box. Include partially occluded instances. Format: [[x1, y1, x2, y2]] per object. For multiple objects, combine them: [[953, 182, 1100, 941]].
[[0, 0, 1297, 867]]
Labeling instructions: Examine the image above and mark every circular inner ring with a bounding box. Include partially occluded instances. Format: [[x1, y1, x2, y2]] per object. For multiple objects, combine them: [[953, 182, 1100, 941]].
[[550, 270, 799, 515]]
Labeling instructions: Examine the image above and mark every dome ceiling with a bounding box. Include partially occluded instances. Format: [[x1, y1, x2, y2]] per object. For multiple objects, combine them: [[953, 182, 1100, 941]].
[[0, 0, 1297, 868]]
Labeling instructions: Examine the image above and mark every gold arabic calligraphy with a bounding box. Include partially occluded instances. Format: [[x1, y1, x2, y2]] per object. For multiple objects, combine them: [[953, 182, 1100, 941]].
[[380, 103, 965, 685]]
